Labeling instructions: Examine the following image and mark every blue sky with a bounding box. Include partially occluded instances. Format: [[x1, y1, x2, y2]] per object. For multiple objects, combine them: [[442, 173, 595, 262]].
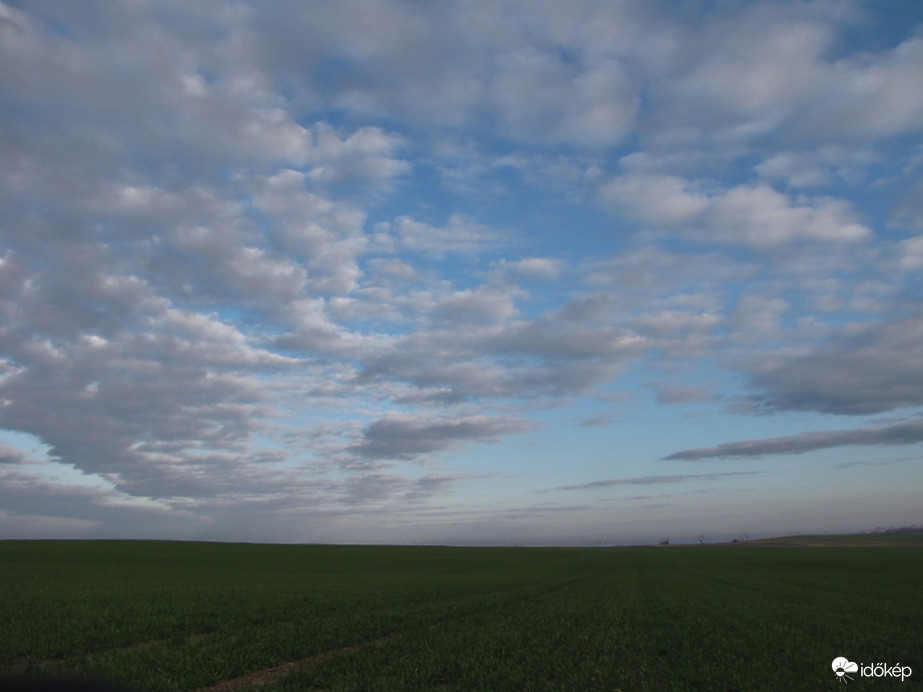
[[1, 0, 921, 544]]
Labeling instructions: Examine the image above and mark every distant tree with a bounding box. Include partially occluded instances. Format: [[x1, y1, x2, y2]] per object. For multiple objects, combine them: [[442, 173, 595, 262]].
[[658, 537, 669, 546]]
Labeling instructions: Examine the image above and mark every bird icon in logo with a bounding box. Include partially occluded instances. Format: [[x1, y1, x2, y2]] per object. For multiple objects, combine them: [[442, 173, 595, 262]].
[[832, 657, 859, 683]]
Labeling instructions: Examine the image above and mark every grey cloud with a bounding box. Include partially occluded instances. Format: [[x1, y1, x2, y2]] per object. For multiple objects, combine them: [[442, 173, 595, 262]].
[[0, 464, 192, 534], [584, 246, 749, 294], [341, 473, 409, 503], [554, 471, 760, 491], [6, 0, 921, 173], [755, 152, 834, 188], [0, 0, 425, 515], [655, 2, 923, 141], [0, 293, 294, 500], [654, 384, 716, 405], [0, 442, 30, 465], [632, 310, 722, 342], [301, 123, 410, 194], [747, 313, 923, 415], [489, 49, 639, 148], [892, 179, 923, 232], [837, 456, 918, 469], [432, 286, 518, 325], [341, 471, 490, 505], [730, 293, 789, 340], [355, 288, 652, 401], [799, 35, 923, 138], [480, 321, 647, 361], [248, 0, 650, 149], [359, 324, 645, 402], [578, 413, 617, 428], [665, 417, 923, 461], [346, 413, 537, 461], [0, 2, 317, 180]]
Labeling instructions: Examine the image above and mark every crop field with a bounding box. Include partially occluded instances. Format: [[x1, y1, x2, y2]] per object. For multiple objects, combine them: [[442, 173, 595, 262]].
[[1, 539, 921, 691]]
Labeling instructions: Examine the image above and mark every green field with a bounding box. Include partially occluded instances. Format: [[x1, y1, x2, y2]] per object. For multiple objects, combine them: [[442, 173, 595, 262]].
[[1, 538, 921, 691]]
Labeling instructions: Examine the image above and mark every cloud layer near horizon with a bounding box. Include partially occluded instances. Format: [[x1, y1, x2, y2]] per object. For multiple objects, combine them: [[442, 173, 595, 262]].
[[1, 0, 921, 542]]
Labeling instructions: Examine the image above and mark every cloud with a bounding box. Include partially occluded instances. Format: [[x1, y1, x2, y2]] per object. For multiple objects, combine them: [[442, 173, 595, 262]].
[[671, 8, 832, 121], [756, 152, 833, 188], [553, 471, 760, 491], [665, 417, 923, 460], [731, 293, 789, 340], [339, 471, 491, 504], [708, 186, 870, 246], [432, 286, 519, 325], [303, 123, 410, 192], [496, 258, 564, 281], [653, 2, 923, 141], [836, 456, 918, 470], [898, 234, 923, 268], [481, 320, 647, 361], [746, 312, 923, 414], [0, 280, 295, 500], [387, 214, 503, 258], [599, 174, 710, 226], [654, 384, 716, 405], [600, 174, 871, 248], [345, 413, 537, 461], [802, 35, 923, 138], [357, 300, 650, 402], [892, 180, 923, 232], [490, 49, 639, 147], [0, 441, 30, 465]]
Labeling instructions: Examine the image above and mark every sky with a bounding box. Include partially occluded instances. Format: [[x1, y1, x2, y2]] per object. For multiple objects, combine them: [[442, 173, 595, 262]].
[[1, 0, 922, 545]]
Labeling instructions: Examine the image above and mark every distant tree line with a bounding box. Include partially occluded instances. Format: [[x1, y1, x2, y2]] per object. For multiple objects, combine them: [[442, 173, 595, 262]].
[[873, 525, 923, 535]]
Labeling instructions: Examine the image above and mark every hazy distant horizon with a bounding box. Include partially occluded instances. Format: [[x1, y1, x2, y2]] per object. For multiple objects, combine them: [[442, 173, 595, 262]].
[[1, 0, 921, 545]]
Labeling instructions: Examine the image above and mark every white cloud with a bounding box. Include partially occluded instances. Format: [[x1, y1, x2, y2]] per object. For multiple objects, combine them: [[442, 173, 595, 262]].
[[498, 258, 564, 281], [891, 179, 923, 231], [898, 235, 923, 269], [805, 36, 923, 138], [389, 214, 502, 257], [433, 286, 519, 325], [599, 174, 709, 227], [601, 174, 871, 248], [756, 153, 833, 188], [731, 294, 789, 339], [708, 186, 871, 246], [490, 50, 638, 148], [677, 15, 830, 117]]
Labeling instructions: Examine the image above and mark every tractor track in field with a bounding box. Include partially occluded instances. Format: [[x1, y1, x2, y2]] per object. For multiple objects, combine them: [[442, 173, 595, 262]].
[[3, 618, 315, 674], [195, 579, 581, 692], [194, 629, 406, 692], [3, 582, 581, 691], [1, 632, 214, 676]]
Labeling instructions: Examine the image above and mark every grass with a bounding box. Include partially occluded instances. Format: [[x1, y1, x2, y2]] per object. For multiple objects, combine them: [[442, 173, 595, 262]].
[[1, 537, 921, 690]]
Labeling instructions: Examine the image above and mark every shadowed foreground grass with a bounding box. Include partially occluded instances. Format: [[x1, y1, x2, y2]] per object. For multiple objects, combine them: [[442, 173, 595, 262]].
[[1, 539, 920, 691]]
